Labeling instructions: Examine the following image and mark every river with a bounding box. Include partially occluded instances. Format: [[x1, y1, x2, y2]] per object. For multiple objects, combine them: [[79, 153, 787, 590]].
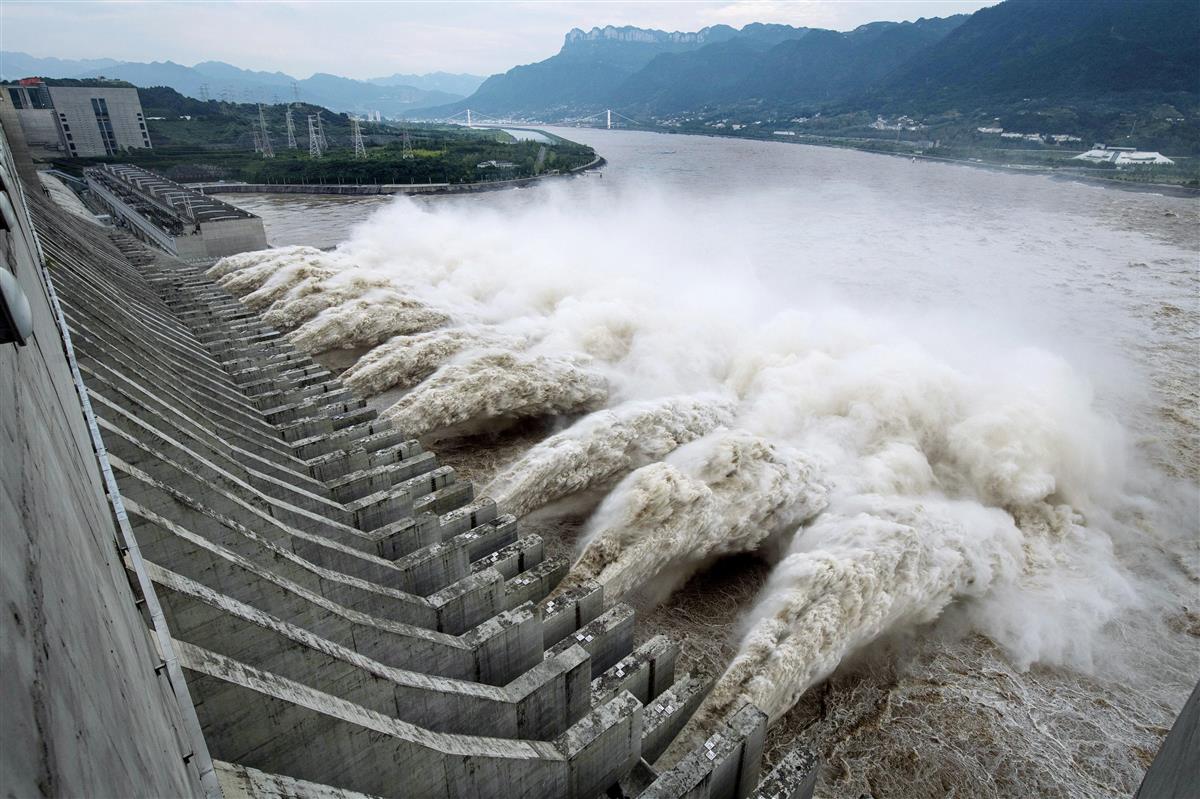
[[217, 129, 1198, 798]]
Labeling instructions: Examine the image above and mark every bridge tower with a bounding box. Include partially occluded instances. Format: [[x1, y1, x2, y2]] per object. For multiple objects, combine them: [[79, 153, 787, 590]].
[[606, 109, 612, 129], [257, 104, 275, 158], [307, 115, 322, 158], [466, 109, 472, 127], [351, 117, 366, 159]]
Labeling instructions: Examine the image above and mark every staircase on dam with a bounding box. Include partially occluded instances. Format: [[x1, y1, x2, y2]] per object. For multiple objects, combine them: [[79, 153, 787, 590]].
[[2, 137, 817, 797]]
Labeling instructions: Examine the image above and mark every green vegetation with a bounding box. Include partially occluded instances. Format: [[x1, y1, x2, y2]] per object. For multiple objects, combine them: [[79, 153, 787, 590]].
[[51, 86, 596, 185]]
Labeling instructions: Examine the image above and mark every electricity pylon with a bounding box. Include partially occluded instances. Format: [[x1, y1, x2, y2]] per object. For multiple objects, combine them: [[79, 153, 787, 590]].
[[315, 112, 328, 151], [351, 117, 366, 159], [285, 107, 298, 149], [257, 104, 274, 158], [307, 115, 322, 158]]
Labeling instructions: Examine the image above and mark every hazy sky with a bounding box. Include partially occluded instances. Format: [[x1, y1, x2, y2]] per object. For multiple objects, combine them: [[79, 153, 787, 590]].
[[2, 1, 996, 79]]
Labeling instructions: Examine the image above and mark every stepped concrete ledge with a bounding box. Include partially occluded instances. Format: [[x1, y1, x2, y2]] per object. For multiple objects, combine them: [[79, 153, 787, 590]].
[[5, 135, 819, 799]]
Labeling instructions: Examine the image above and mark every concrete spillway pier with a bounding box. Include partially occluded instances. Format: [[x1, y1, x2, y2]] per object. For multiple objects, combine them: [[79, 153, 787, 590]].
[[1, 120, 816, 798]]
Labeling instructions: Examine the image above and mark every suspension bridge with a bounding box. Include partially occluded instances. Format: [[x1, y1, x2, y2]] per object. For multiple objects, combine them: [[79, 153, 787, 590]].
[[441, 108, 648, 130]]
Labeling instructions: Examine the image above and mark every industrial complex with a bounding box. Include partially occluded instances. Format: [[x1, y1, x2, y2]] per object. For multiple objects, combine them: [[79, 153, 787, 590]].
[[0, 116, 820, 798], [1, 69, 1194, 795]]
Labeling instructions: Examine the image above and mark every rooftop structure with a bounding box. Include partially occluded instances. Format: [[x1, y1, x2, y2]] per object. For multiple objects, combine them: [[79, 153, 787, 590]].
[[84, 163, 267, 260], [0, 78, 151, 157]]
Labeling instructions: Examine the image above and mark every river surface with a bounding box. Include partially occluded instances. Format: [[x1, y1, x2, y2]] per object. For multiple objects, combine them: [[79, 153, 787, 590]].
[[220, 129, 1198, 798]]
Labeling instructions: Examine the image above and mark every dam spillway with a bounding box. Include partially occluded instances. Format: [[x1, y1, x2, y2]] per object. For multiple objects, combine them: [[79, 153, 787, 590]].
[[0, 129, 816, 796]]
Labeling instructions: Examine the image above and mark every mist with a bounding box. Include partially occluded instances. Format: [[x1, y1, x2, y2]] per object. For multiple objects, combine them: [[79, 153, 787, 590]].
[[209, 171, 1187, 752]]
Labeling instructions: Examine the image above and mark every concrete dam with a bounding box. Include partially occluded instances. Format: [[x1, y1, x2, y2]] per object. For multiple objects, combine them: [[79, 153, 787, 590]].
[[0, 127, 819, 795]]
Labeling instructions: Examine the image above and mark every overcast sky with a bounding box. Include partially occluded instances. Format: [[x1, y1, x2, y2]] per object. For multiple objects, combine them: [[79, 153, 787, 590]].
[[2, 1, 996, 79]]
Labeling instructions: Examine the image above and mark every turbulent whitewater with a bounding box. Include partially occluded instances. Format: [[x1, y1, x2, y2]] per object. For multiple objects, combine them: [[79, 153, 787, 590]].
[[213, 135, 1198, 798]]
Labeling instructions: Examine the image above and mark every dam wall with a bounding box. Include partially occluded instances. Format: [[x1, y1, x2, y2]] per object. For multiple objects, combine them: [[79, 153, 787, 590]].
[[3, 117, 816, 798], [0, 124, 211, 797]]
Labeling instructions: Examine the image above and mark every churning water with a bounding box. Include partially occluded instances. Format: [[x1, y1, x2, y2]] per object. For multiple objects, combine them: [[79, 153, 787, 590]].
[[216, 129, 1198, 798]]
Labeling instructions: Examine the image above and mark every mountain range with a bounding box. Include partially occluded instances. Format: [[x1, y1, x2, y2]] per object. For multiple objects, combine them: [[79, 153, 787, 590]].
[[0, 52, 485, 117], [5, 0, 1197, 129], [429, 0, 1199, 120]]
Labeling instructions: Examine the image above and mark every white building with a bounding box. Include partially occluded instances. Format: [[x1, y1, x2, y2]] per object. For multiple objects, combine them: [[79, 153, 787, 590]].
[[1073, 145, 1174, 166]]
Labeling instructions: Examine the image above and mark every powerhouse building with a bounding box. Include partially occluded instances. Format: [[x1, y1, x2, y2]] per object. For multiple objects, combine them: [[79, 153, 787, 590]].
[[85, 163, 268, 260], [1, 78, 152, 157]]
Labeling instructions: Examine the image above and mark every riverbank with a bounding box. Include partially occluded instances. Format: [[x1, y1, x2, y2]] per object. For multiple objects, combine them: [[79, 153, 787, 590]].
[[193, 154, 606, 198], [905, 150, 1200, 197], [586, 125, 1199, 196]]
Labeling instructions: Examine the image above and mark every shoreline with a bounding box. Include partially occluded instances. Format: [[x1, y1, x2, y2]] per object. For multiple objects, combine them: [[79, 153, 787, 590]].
[[193, 154, 607, 198], [724, 130, 1200, 197], [905, 150, 1200, 197], [560, 125, 1199, 197]]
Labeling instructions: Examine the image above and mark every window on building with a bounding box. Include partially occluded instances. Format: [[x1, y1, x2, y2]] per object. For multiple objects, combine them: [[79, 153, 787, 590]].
[[90, 97, 117, 156]]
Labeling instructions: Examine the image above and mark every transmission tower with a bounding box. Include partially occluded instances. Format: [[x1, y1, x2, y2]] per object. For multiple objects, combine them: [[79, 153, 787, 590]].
[[285, 107, 298, 149], [292, 82, 300, 103], [315, 112, 328, 151], [307, 115, 322, 158], [199, 83, 210, 102], [257, 104, 274, 158], [401, 128, 414, 159], [351, 117, 366, 159]]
